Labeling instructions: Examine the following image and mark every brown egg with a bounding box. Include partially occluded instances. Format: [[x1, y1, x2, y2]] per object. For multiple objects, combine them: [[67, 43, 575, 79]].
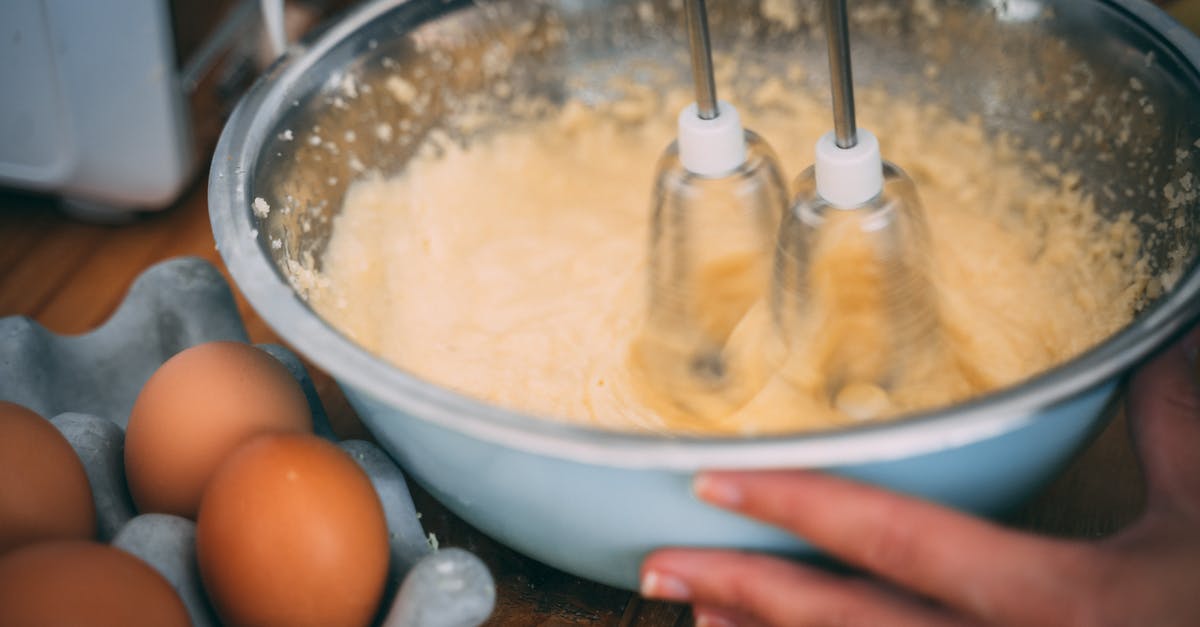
[[0, 401, 96, 554], [125, 341, 312, 518], [197, 433, 389, 627], [0, 540, 189, 626]]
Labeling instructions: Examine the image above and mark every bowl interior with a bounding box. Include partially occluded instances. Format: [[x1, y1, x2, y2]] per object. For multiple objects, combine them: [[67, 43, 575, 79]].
[[231, 0, 1200, 442]]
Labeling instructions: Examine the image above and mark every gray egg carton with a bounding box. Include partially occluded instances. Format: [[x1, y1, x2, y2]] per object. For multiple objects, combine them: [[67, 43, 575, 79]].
[[0, 257, 494, 627]]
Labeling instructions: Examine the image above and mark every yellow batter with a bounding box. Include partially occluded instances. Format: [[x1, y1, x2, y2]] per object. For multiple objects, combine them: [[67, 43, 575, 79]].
[[310, 87, 1149, 435]]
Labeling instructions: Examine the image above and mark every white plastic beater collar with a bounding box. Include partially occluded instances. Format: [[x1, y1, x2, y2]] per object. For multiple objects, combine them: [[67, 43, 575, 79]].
[[815, 129, 884, 207], [677, 100, 747, 177]]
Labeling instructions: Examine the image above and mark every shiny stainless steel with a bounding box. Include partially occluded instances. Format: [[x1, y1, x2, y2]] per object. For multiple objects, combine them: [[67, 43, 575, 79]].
[[210, 0, 1200, 470], [824, 0, 858, 148], [685, 0, 719, 120]]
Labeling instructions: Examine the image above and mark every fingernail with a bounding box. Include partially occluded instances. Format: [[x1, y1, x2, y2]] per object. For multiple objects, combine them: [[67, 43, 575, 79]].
[[640, 570, 691, 602], [694, 474, 743, 508], [695, 611, 738, 627]]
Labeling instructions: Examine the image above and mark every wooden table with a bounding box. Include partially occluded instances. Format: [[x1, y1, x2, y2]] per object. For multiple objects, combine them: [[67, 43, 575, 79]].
[[1, 2, 1195, 624]]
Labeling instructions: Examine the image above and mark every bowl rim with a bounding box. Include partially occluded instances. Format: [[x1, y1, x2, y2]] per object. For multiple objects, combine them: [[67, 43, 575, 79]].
[[210, 0, 1200, 470]]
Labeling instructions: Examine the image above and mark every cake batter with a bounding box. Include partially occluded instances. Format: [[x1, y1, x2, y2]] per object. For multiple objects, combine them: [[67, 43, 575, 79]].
[[310, 87, 1148, 435]]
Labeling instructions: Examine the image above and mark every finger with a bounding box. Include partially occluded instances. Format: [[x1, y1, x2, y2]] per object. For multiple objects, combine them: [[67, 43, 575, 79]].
[[642, 548, 969, 627], [1127, 324, 1200, 518], [692, 470, 1094, 626]]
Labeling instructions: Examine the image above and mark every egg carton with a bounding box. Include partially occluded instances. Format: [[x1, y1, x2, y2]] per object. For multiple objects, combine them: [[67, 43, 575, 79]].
[[0, 257, 494, 627]]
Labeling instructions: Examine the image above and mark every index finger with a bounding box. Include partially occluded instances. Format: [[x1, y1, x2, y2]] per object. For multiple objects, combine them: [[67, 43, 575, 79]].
[[694, 470, 1098, 626]]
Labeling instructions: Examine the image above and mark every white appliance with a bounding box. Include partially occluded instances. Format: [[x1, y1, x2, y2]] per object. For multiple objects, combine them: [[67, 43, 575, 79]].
[[0, 0, 310, 218], [1, 1, 196, 216]]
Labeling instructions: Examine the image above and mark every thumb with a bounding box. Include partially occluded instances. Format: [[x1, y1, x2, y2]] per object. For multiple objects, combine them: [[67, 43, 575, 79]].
[[1127, 324, 1200, 519]]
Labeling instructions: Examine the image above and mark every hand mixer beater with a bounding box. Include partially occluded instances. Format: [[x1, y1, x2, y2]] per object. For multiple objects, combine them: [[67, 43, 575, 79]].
[[632, 0, 791, 422], [772, 0, 942, 421]]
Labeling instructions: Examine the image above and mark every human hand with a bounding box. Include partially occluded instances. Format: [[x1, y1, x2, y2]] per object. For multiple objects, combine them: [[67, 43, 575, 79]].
[[641, 327, 1200, 626]]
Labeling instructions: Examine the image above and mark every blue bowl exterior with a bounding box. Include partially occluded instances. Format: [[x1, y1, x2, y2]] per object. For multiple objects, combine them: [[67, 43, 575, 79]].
[[199, 0, 1200, 597], [343, 380, 1118, 590]]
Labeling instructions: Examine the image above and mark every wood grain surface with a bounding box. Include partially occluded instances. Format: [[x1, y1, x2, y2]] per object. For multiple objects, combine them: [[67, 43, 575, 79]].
[[1, 2, 1195, 624]]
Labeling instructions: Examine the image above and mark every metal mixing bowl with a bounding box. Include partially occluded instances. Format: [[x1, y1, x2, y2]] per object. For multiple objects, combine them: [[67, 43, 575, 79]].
[[211, 0, 1200, 589]]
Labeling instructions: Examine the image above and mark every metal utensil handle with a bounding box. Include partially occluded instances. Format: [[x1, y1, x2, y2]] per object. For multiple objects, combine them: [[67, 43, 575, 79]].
[[262, 0, 288, 59], [825, 0, 858, 148], [685, 0, 720, 120]]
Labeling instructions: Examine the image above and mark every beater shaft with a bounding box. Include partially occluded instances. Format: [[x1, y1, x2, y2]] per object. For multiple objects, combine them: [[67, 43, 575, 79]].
[[685, 0, 719, 120], [824, 0, 858, 149]]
